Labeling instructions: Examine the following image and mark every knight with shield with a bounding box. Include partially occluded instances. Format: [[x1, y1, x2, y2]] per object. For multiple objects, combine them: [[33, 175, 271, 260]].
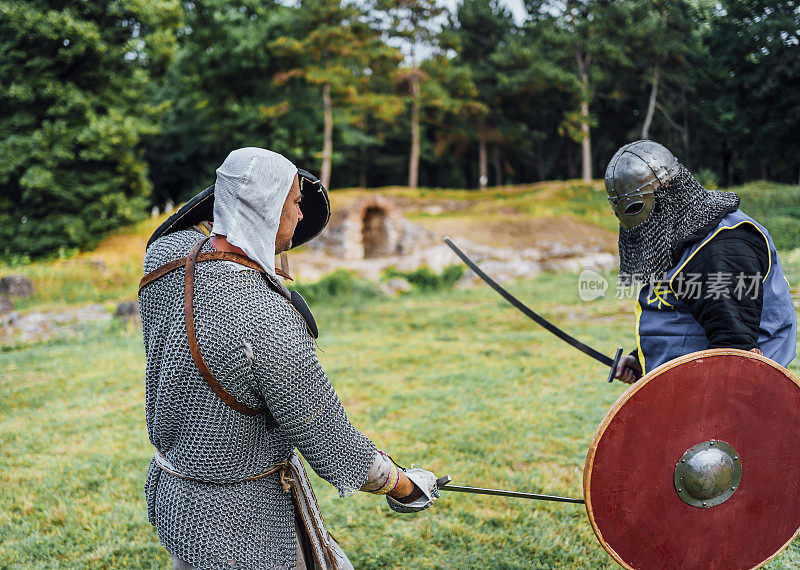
[[442, 141, 800, 567], [581, 140, 800, 569], [606, 140, 796, 381]]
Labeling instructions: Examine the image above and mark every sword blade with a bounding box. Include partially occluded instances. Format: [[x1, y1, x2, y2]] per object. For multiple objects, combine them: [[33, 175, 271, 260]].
[[444, 237, 623, 381], [440, 484, 584, 504]]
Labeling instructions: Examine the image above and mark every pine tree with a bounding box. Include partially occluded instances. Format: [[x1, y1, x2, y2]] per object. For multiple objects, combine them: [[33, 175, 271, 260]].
[[0, 0, 181, 259], [271, 0, 400, 189], [525, 0, 633, 181], [145, 0, 309, 204], [447, 0, 516, 188], [377, 0, 446, 189], [699, 0, 800, 184]]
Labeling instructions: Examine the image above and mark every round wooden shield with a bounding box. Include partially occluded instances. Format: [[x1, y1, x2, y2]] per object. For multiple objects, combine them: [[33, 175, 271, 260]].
[[584, 349, 800, 569]]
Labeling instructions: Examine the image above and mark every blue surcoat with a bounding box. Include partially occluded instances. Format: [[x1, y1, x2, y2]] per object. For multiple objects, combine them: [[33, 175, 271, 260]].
[[635, 210, 796, 373]]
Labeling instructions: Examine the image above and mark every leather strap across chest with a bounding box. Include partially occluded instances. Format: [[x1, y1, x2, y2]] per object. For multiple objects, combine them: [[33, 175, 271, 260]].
[[139, 250, 292, 291], [140, 235, 279, 426]]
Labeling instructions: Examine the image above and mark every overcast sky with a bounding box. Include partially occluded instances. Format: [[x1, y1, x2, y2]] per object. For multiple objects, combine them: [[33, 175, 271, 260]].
[[441, 0, 528, 25]]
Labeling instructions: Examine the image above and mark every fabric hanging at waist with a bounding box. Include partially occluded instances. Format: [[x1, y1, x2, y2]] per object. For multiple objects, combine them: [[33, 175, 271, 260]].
[[153, 450, 290, 485]]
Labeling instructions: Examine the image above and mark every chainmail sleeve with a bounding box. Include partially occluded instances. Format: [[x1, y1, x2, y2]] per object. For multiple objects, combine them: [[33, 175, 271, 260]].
[[249, 301, 378, 497]]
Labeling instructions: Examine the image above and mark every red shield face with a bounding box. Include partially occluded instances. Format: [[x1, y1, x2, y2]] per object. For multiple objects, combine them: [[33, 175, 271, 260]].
[[584, 349, 800, 569]]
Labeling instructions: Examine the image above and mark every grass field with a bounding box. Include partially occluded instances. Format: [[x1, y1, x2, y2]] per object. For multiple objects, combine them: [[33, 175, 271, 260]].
[[2, 180, 800, 568], [2, 265, 800, 568]]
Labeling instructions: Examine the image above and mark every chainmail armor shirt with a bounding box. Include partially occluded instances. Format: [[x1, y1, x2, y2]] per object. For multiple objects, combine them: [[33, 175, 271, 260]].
[[140, 229, 377, 569]]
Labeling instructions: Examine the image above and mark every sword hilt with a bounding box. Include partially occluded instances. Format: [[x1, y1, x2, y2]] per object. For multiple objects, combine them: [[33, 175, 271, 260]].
[[607, 347, 624, 383]]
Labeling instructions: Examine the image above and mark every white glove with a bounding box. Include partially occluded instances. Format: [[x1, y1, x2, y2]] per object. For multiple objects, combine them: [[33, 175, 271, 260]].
[[386, 467, 440, 514]]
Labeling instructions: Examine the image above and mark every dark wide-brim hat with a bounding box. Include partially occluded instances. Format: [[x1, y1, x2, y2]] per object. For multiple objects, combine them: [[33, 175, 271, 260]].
[[146, 169, 330, 250]]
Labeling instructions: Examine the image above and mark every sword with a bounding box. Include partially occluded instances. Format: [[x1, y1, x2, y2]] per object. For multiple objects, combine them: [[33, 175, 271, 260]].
[[444, 237, 624, 382], [435, 476, 584, 504]]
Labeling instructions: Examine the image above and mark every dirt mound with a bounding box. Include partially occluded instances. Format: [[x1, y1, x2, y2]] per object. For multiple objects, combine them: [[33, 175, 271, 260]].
[[416, 215, 617, 252]]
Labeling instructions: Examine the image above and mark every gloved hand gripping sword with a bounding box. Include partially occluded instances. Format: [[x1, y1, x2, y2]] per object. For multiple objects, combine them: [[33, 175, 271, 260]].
[[385, 460, 584, 508]]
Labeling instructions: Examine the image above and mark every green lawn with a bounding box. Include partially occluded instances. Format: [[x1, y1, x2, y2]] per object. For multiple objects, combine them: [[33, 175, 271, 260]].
[[2, 265, 799, 568], [2, 179, 799, 567]]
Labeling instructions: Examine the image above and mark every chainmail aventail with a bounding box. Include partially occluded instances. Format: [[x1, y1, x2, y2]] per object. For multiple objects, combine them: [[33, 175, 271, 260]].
[[618, 166, 740, 285]]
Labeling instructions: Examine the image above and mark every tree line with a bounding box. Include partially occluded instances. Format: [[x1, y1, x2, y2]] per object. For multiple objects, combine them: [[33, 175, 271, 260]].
[[1, 0, 799, 259]]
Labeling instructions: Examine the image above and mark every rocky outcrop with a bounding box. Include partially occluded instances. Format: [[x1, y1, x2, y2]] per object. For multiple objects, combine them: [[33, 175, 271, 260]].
[[451, 240, 616, 288], [380, 278, 411, 296], [114, 301, 140, 319], [0, 296, 13, 316], [0, 275, 34, 298], [309, 195, 438, 259], [0, 304, 110, 345]]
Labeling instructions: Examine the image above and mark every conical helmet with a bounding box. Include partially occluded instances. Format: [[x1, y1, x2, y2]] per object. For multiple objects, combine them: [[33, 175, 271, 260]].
[[604, 140, 680, 229]]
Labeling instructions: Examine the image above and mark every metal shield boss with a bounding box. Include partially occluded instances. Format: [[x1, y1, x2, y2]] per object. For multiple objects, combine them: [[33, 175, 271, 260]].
[[584, 349, 800, 569]]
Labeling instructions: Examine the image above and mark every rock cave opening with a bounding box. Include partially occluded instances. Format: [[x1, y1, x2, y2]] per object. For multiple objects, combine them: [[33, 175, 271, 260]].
[[362, 206, 391, 258]]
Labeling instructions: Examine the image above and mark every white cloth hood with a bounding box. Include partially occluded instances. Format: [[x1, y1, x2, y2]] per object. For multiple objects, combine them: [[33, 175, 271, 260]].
[[211, 148, 297, 276]]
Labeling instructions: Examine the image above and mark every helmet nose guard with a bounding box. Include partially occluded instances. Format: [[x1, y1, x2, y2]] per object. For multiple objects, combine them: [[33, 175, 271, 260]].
[[604, 140, 680, 230], [146, 168, 331, 250]]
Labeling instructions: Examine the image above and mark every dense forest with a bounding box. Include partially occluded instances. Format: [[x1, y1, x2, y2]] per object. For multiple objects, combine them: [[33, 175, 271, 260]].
[[2, 0, 799, 259]]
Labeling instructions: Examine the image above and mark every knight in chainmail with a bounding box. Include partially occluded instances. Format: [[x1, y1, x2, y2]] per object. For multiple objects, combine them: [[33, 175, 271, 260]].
[[605, 140, 796, 382], [139, 148, 441, 569]]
